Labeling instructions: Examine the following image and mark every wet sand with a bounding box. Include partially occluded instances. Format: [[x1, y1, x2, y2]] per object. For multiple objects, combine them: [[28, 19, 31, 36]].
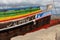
[[11, 24, 60, 40]]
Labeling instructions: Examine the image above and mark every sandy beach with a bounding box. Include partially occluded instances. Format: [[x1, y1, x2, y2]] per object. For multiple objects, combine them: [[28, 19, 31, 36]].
[[11, 24, 60, 40]]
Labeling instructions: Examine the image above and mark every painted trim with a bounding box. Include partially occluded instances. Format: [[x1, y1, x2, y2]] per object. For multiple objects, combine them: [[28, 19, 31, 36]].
[[0, 10, 42, 23]]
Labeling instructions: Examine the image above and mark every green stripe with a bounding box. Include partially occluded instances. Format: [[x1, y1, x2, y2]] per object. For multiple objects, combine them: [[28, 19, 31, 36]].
[[0, 8, 40, 18]]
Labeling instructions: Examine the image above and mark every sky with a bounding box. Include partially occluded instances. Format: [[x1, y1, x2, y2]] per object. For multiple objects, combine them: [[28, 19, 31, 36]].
[[0, 0, 60, 14]]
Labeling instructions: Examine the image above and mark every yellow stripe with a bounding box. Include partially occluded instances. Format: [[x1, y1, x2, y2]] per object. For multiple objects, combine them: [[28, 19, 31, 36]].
[[0, 10, 42, 20]]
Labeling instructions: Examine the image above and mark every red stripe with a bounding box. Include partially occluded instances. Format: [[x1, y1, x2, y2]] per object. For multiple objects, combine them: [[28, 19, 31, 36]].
[[29, 20, 60, 33]]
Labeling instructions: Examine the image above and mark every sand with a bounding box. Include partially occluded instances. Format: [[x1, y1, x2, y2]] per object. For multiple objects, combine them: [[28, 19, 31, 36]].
[[11, 24, 60, 40]]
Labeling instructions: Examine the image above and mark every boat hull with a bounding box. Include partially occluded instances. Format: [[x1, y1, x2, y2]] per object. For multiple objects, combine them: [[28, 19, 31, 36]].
[[0, 15, 51, 40]]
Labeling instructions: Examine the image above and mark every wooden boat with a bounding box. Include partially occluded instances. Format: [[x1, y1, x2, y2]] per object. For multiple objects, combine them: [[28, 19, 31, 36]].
[[0, 5, 51, 40]]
